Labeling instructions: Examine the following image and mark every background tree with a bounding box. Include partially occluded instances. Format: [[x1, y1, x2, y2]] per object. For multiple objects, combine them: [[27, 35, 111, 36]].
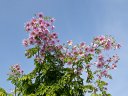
[[7, 13, 120, 96]]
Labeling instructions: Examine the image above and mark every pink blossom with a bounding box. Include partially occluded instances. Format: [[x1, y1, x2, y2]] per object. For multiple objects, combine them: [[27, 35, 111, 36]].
[[67, 40, 73, 46], [80, 42, 86, 47], [112, 55, 119, 63], [98, 54, 104, 61], [25, 26, 31, 32], [30, 31, 36, 37], [112, 64, 117, 69], [101, 70, 108, 76], [50, 18, 55, 23], [57, 45, 63, 50], [116, 43, 121, 49], [46, 22, 51, 27], [22, 39, 29, 47], [44, 29, 49, 34], [104, 40, 111, 50], [85, 46, 90, 52], [51, 32, 58, 39], [107, 58, 112, 63], [89, 48, 95, 53], [28, 37, 35, 44], [50, 41, 55, 45], [9, 64, 24, 77], [79, 51, 84, 56], [92, 44, 98, 48], [37, 12, 43, 18], [97, 61, 104, 68], [51, 25, 55, 30], [99, 35, 105, 41]]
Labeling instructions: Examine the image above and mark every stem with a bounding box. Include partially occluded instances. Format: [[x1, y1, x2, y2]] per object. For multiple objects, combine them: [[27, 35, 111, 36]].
[[14, 84, 16, 96], [37, 46, 41, 84]]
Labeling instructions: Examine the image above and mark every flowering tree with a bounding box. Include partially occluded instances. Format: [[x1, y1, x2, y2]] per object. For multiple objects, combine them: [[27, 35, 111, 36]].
[[0, 13, 120, 96]]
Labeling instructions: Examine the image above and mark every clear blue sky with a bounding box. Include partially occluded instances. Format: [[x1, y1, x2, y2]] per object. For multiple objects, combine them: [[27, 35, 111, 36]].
[[0, 0, 127, 96]]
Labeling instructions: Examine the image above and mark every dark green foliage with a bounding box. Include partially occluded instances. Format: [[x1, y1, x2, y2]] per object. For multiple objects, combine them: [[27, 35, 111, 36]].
[[16, 46, 87, 96]]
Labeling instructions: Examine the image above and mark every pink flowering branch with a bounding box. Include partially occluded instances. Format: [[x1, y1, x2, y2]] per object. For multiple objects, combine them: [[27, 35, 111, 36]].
[[19, 12, 121, 95]]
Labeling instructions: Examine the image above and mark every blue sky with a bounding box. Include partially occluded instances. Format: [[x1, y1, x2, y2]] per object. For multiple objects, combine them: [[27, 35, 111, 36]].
[[0, 0, 128, 95]]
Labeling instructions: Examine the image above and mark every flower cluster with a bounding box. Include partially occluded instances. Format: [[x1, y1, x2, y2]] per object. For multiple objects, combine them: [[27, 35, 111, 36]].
[[60, 35, 120, 78], [92, 35, 120, 79], [23, 13, 59, 56], [94, 54, 119, 79], [64, 41, 95, 59], [9, 64, 23, 78], [93, 35, 121, 50]]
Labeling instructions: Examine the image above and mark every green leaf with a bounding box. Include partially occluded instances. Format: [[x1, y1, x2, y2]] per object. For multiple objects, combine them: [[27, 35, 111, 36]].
[[0, 88, 7, 96], [91, 93, 98, 96], [84, 54, 93, 64], [25, 46, 39, 58]]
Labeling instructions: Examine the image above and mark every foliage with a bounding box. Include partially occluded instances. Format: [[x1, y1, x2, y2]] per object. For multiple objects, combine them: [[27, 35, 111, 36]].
[[0, 87, 7, 96]]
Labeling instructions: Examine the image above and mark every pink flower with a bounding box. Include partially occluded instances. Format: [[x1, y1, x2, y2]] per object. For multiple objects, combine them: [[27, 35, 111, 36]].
[[39, 19, 44, 24], [116, 44, 121, 49], [97, 75, 101, 79], [85, 46, 90, 52], [50, 18, 56, 23], [67, 40, 73, 46], [112, 64, 117, 69], [89, 48, 94, 53], [44, 29, 49, 35], [37, 12, 43, 18], [80, 42, 86, 47], [51, 26, 55, 30], [57, 45, 63, 50], [20, 70, 24, 74], [79, 51, 84, 56], [98, 54, 104, 61], [22, 39, 29, 47], [25, 26, 31, 32], [56, 39, 60, 42], [101, 70, 108, 76], [51, 32, 58, 39], [9, 64, 23, 77], [94, 37, 99, 41], [112, 55, 119, 63], [50, 41, 55, 45], [104, 40, 111, 50], [30, 31, 36, 37], [96, 61, 104, 68], [29, 37, 35, 44], [92, 44, 98, 48], [36, 40, 42, 45], [26, 22, 30, 27], [99, 35, 105, 41], [46, 22, 51, 27]]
